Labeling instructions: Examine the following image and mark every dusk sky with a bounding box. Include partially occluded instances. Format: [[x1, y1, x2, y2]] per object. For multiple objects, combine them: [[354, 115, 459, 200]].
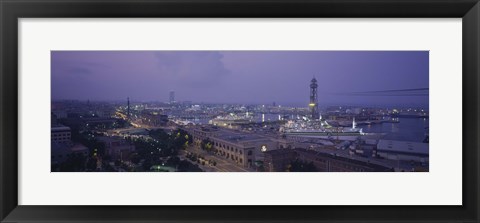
[[51, 51, 429, 107]]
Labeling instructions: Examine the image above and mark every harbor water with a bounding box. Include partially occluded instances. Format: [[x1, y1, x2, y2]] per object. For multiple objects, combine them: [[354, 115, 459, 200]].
[[361, 117, 429, 142]]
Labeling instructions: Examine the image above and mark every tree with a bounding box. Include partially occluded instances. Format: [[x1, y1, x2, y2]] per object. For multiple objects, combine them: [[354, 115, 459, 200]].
[[166, 156, 181, 167], [201, 138, 214, 153], [177, 160, 203, 172], [57, 153, 87, 172], [86, 157, 97, 171], [172, 129, 192, 150], [130, 153, 141, 164], [288, 159, 317, 172]]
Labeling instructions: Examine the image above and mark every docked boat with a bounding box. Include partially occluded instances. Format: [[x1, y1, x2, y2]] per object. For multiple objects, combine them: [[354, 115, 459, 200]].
[[281, 117, 385, 141], [209, 113, 253, 126]]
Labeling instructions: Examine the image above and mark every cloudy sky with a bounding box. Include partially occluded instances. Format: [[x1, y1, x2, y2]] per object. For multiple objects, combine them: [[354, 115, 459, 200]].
[[51, 51, 428, 107]]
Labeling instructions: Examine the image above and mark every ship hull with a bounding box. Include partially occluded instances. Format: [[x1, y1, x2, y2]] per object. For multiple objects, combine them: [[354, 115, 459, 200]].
[[284, 131, 384, 141]]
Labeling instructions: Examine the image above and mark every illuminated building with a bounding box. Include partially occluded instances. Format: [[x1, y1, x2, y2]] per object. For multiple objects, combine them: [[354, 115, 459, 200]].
[[185, 126, 283, 168]]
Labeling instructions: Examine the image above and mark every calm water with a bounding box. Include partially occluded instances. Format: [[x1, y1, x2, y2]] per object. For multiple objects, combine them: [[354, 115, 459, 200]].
[[362, 118, 429, 142]]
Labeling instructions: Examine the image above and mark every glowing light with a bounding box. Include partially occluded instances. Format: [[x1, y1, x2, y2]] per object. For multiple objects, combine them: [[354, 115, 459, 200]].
[[261, 145, 267, 152], [309, 103, 315, 107]]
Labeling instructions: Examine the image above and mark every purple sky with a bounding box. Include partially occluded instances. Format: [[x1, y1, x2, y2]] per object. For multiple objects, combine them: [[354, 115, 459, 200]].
[[51, 51, 429, 107]]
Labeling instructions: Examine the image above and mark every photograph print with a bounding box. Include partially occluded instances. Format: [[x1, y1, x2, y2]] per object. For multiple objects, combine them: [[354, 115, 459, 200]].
[[51, 51, 429, 172]]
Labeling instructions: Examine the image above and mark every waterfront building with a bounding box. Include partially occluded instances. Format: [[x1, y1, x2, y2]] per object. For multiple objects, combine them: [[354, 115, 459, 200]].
[[294, 148, 393, 172], [186, 126, 283, 168], [376, 140, 429, 163], [263, 148, 392, 172]]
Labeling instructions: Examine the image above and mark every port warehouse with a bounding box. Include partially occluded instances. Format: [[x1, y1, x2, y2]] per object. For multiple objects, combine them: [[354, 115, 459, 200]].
[[376, 140, 429, 163], [183, 125, 427, 172], [264, 149, 393, 172]]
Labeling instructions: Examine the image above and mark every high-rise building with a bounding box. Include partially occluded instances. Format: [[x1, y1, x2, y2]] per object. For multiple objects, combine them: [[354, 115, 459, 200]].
[[309, 77, 319, 119], [169, 91, 175, 104], [127, 97, 130, 120]]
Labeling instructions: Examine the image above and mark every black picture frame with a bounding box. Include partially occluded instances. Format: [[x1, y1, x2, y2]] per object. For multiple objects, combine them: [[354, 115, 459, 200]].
[[1, 0, 479, 222]]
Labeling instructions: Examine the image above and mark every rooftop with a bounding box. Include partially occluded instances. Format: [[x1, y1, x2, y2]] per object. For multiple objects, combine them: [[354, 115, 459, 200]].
[[51, 125, 71, 132], [71, 144, 89, 152], [295, 148, 393, 171], [97, 136, 125, 143], [264, 149, 297, 156], [215, 131, 265, 143], [192, 125, 268, 143], [377, 140, 429, 155]]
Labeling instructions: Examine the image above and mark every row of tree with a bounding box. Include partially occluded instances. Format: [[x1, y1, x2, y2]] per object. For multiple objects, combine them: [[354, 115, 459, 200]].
[[127, 129, 194, 171]]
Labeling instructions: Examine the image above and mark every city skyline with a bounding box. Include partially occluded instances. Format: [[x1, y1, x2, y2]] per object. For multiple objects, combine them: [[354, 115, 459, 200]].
[[51, 51, 429, 172], [51, 51, 429, 107]]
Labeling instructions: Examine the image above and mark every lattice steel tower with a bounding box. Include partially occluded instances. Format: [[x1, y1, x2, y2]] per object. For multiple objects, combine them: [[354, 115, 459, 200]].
[[309, 77, 319, 120]]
